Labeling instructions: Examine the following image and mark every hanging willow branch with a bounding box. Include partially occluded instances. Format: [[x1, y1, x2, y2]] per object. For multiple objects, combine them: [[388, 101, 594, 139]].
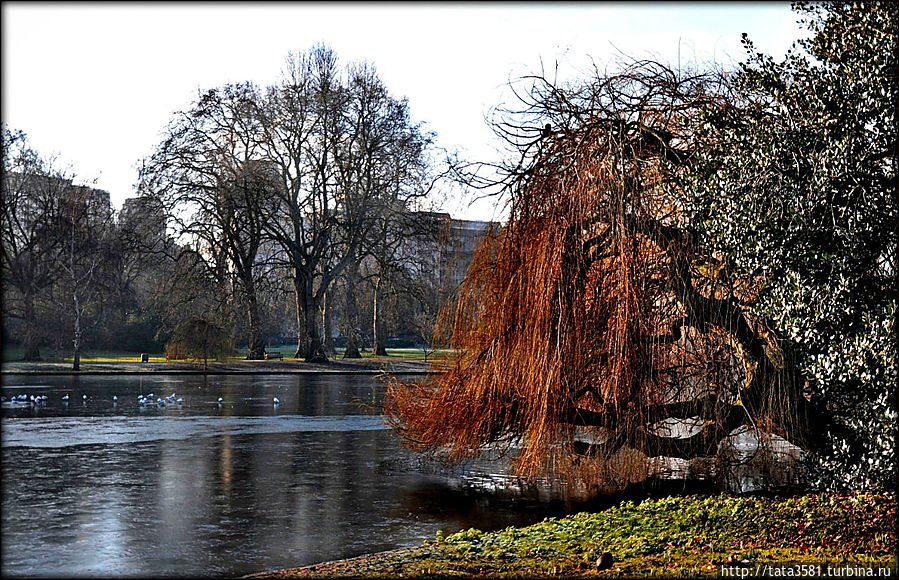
[[385, 60, 827, 491]]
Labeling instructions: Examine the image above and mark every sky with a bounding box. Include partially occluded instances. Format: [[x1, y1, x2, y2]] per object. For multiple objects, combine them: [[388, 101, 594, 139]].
[[2, 2, 806, 222]]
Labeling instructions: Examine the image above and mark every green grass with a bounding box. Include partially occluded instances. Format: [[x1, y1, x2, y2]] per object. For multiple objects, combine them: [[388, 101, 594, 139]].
[[69, 351, 167, 363], [289, 493, 897, 577], [1, 347, 166, 363]]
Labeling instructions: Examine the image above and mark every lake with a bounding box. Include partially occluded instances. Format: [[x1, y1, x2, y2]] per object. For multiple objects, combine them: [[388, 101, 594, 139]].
[[1, 374, 586, 577]]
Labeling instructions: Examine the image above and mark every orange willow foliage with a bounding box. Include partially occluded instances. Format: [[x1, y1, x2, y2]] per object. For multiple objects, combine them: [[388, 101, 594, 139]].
[[385, 65, 813, 491], [387, 140, 683, 484]]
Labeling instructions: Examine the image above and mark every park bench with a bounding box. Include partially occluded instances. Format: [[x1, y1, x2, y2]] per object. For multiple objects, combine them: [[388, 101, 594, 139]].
[[265, 352, 284, 361]]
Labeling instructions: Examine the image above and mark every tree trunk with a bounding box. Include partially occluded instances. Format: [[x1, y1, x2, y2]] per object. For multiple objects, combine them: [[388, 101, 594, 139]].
[[21, 288, 41, 361], [660, 229, 823, 451], [372, 276, 388, 357], [72, 296, 81, 372], [322, 292, 336, 357], [343, 267, 362, 359], [293, 269, 307, 359], [244, 279, 265, 360], [303, 277, 328, 363]]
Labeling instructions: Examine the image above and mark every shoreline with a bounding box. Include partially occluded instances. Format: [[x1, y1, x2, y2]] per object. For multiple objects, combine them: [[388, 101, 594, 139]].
[[243, 493, 898, 578], [0, 358, 442, 376]]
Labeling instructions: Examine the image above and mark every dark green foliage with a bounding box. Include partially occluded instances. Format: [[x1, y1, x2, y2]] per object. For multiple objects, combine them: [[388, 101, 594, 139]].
[[105, 314, 165, 353], [684, 2, 897, 490]]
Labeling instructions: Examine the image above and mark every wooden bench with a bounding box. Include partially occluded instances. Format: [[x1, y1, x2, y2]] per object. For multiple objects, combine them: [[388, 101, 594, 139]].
[[265, 352, 283, 361]]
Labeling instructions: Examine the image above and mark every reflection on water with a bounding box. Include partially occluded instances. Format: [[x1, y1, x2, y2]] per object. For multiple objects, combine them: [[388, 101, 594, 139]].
[[1, 374, 578, 577]]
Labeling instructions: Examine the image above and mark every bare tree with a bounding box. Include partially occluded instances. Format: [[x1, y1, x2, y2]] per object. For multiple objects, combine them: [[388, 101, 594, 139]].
[[1, 128, 67, 360], [140, 83, 274, 359], [252, 47, 348, 362], [258, 48, 438, 362], [140, 47, 441, 364], [53, 184, 116, 370]]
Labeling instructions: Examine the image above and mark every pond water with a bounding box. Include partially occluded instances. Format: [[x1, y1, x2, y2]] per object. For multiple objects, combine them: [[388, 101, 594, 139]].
[[1, 374, 588, 578]]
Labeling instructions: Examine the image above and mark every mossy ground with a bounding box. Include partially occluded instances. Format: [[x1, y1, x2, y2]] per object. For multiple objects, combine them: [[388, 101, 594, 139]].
[[248, 492, 896, 578]]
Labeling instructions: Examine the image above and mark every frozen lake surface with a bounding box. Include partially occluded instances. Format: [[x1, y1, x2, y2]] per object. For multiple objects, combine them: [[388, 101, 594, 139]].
[[1, 374, 580, 577]]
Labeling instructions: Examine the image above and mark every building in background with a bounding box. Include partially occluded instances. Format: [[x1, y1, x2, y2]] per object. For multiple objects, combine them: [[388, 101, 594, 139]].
[[405, 210, 500, 293]]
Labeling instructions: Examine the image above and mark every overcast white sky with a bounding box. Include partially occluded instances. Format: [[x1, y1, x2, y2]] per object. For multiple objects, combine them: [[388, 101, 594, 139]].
[[2, 2, 805, 222]]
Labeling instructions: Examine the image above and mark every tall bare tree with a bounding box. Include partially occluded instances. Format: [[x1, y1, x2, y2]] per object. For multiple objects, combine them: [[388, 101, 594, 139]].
[[140, 83, 274, 359], [258, 47, 437, 362], [141, 47, 440, 363], [2, 128, 69, 360], [53, 183, 116, 370], [338, 63, 440, 358]]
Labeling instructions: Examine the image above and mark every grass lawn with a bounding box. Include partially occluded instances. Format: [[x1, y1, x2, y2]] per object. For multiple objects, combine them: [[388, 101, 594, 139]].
[[253, 492, 896, 578], [1, 347, 167, 363]]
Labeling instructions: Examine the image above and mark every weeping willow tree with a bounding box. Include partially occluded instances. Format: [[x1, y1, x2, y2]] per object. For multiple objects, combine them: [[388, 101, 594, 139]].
[[166, 316, 234, 370], [385, 61, 833, 494]]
